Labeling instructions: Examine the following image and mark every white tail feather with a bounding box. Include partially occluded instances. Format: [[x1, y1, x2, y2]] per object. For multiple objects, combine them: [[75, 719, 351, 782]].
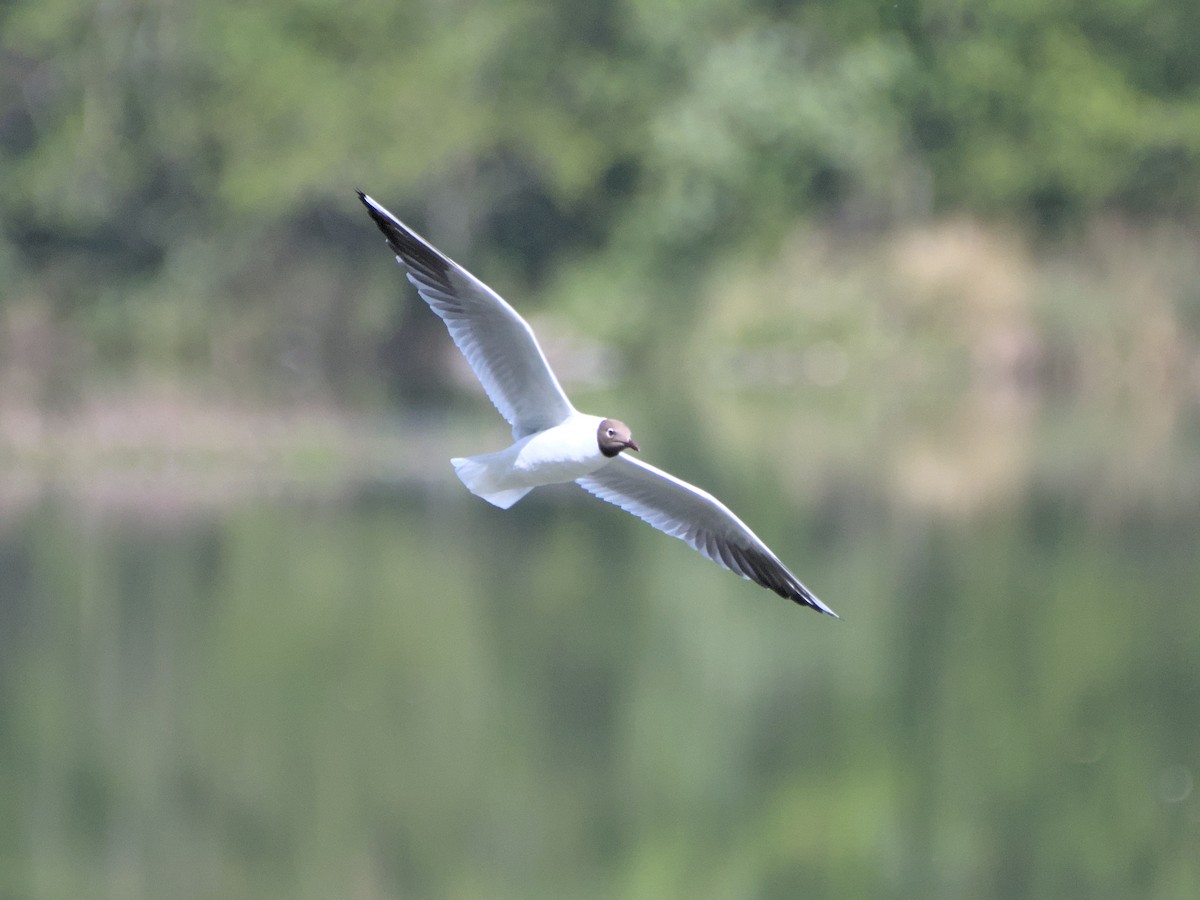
[[450, 456, 533, 509]]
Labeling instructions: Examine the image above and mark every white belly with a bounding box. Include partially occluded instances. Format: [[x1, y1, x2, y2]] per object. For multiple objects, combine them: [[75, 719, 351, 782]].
[[508, 416, 610, 485], [450, 413, 611, 507]]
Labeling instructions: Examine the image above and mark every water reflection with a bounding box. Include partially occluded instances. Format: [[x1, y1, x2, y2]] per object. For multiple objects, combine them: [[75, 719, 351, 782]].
[[1, 396, 1198, 899]]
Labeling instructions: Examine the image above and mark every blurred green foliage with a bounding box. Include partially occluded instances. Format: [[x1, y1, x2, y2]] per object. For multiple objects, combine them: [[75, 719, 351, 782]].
[[3, 0, 1200, 388]]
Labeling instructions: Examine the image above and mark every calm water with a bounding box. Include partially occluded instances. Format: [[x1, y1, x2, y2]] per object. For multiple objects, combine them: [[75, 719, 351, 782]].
[[1, 393, 1198, 899]]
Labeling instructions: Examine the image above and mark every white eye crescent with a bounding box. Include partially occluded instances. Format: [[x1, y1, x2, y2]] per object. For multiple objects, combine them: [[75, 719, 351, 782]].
[[607, 428, 615, 437]]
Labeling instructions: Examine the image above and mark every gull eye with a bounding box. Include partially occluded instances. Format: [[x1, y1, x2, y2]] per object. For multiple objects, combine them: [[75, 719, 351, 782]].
[[606, 428, 615, 437]]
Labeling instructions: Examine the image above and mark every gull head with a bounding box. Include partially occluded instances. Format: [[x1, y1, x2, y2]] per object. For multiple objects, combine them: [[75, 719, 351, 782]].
[[597, 418, 639, 458]]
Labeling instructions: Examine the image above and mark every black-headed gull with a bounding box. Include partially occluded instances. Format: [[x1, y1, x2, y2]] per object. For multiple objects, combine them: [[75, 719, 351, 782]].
[[358, 191, 836, 616]]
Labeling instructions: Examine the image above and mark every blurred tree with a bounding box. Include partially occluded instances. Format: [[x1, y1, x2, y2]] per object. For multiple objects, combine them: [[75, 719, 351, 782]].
[[2, 0, 1199, 390], [899, 0, 1200, 225]]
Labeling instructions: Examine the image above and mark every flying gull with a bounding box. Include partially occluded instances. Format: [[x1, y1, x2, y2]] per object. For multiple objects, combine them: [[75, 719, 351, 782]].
[[358, 191, 836, 616]]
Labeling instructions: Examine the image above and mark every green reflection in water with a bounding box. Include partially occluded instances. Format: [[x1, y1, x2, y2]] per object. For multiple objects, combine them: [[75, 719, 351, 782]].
[[1, 435, 1198, 899]]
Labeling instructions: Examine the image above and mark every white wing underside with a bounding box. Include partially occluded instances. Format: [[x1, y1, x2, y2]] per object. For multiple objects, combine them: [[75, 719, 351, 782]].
[[577, 455, 836, 615], [359, 193, 575, 438]]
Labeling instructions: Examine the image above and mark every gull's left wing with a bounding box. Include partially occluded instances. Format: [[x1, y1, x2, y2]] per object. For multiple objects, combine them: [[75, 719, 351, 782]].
[[578, 455, 836, 615], [359, 191, 576, 438]]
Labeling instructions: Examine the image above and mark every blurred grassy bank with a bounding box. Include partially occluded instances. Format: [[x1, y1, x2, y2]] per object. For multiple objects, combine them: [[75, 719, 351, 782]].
[[3, 215, 1198, 522]]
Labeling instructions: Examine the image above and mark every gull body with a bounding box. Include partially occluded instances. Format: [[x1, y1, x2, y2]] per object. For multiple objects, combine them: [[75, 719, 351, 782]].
[[452, 412, 614, 509], [358, 190, 836, 616]]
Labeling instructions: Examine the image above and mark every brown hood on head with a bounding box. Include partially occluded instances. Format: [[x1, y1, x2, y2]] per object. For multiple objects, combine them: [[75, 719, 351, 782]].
[[597, 418, 639, 457]]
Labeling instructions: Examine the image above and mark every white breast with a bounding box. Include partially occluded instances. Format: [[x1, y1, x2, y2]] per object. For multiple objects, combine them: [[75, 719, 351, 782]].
[[510, 413, 609, 485]]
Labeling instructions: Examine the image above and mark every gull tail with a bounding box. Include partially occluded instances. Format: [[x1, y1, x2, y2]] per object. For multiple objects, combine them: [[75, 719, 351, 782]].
[[450, 456, 533, 509]]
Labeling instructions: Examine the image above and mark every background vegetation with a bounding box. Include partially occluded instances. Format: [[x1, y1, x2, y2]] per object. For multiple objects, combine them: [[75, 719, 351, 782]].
[[4, 0, 1200, 396], [2, 1, 1199, 897]]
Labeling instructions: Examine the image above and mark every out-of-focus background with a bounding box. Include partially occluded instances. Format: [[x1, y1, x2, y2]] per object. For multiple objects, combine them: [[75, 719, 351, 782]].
[[2, 1, 1199, 897]]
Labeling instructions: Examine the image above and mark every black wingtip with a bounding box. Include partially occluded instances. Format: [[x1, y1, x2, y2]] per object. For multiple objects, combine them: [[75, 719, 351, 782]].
[[741, 544, 838, 617], [356, 190, 403, 247], [356, 189, 379, 215], [356, 191, 453, 287], [786, 579, 838, 617], [799, 591, 839, 618]]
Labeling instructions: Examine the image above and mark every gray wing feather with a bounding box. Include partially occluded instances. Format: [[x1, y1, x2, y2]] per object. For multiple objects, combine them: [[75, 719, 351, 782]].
[[359, 192, 575, 438], [577, 455, 836, 615]]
